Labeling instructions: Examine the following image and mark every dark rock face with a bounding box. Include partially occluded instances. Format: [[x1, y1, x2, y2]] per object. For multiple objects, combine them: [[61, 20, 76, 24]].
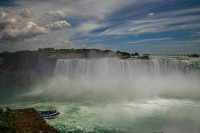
[[0, 49, 135, 80], [13, 108, 57, 133], [0, 49, 136, 85], [0, 57, 5, 65], [0, 51, 57, 103], [0, 51, 57, 83]]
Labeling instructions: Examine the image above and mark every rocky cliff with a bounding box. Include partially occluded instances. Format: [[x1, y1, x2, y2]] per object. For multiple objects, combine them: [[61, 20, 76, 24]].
[[0, 49, 133, 82]]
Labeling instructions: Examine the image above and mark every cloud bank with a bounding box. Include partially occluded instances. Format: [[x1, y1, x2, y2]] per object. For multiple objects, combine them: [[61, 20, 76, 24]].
[[0, 7, 70, 41], [0, 0, 200, 53]]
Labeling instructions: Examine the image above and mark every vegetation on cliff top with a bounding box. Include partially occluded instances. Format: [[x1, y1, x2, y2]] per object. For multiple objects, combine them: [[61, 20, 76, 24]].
[[0, 48, 139, 60], [0, 108, 15, 133]]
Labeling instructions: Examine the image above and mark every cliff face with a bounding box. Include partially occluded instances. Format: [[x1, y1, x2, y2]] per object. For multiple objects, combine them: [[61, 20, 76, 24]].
[[0, 51, 58, 103], [0, 49, 133, 85], [0, 49, 132, 80], [0, 51, 56, 82]]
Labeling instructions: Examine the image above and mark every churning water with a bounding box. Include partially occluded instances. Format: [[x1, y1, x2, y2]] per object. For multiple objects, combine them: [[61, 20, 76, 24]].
[[1, 57, 200, 133]]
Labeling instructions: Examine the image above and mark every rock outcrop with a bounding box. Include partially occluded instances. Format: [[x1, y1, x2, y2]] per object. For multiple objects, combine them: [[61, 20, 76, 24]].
[[13, 108, 57, 133]]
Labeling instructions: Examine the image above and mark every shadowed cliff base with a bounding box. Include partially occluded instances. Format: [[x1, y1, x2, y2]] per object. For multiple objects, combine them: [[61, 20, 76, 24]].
[[0, 108, 57, 133]]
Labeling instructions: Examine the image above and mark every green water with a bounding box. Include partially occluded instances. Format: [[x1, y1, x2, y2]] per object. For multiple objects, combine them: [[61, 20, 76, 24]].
[[1, 98, 200, 133], [1, 58, 200, 132]]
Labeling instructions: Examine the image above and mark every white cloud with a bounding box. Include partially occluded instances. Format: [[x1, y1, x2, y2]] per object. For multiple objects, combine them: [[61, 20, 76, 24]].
[[1, 21, 49, 40], [41, 11, 66, 22], [1, 12, 6, 18], [2, 0, 167, 41], [99, 7, 200, 36], [19, 0, 136, 20], [127, 38, 171, 44], [19, 8, 33, 18], [46, 20, 70, 30], [78, 21, 106, 33], [7, 17, 17, 23], [46, 11, 66, 18], [148, 13, 154, 16], [0, 7, 70, 41], [0, 0, 199, 53]]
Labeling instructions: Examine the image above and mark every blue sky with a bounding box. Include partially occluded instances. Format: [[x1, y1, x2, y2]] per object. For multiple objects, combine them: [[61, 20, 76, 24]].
[[0, 0, 200, 54]]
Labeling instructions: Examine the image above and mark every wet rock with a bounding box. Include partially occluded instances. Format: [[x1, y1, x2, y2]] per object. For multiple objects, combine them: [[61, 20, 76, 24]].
[[13, 108, 57, 133]]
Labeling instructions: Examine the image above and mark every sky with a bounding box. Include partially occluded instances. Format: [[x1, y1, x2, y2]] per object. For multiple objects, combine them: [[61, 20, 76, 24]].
[[0, 0, 200, 54]]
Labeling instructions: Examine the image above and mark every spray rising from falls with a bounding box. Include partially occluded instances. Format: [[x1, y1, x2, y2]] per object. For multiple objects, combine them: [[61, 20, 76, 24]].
[[6, 58, 200, 132], [30, 58, 199, 100]]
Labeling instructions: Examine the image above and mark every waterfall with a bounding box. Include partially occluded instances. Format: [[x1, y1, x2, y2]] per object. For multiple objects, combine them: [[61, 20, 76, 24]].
[[54, 58, 192, 78], [31, 57, 200, 99]]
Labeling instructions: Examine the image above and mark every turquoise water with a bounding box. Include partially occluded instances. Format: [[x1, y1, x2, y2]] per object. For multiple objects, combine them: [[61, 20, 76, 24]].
[[1, 58, 200, 132], [1, 98, 200, 133]]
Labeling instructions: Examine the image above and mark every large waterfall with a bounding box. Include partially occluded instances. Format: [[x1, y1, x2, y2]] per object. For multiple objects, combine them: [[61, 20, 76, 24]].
[[54, 58, 193, 78], [43, 58, 200, 99], [3, 57, 200, 133]]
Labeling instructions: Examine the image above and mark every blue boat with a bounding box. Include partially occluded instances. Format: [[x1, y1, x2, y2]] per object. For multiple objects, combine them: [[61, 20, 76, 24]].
[[38, 109, 60, 119]]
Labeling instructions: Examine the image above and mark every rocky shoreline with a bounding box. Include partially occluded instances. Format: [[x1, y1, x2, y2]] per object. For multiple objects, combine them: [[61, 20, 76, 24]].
[[0, 108, 58, 133]]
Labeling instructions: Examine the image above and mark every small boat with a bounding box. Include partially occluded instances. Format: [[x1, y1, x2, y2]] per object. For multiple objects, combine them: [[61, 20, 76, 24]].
[[38, 109, 60, 119]]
